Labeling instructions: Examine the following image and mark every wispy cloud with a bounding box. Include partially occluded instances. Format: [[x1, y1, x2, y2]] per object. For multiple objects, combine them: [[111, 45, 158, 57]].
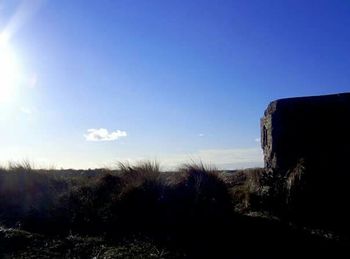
[[84, 128, 127, 142], [114, 148, 264, 170], [187, 148, 263, 169]]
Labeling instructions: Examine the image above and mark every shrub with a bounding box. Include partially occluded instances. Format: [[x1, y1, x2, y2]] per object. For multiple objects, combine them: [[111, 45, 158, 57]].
[[116, 161, 167, 231], [64, 173, 123, 233], [161, 163, 233, 233]]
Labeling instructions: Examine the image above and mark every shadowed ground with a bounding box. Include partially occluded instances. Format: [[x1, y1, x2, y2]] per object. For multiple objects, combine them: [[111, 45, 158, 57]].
[[0, 162, 348, 258]]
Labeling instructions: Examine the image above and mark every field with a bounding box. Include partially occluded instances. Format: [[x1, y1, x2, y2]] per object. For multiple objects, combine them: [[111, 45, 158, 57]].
[[0, 161, 348, 258]]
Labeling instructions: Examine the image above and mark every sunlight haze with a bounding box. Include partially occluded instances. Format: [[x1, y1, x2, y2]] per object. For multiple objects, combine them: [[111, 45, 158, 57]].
[[1, 0, 350, 169]]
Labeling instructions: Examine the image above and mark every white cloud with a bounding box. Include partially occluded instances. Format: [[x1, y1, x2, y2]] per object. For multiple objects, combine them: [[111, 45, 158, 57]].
[[84, 128, 127, 142], [255, 138, 261, 143], [198, 133, 205, 137]]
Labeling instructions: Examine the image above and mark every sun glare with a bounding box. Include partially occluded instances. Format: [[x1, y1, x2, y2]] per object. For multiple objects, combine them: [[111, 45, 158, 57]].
[[0, 35, 20, 103]]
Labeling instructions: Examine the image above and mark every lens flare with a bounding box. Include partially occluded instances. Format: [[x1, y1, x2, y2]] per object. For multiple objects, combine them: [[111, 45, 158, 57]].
[[0, 35, 19, 103]]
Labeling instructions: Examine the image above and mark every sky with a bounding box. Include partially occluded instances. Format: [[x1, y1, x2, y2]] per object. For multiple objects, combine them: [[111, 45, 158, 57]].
[[0, 0, 350, 169]]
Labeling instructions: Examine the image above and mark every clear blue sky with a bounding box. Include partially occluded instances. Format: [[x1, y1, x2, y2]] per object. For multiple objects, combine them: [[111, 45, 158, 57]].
[[0, 0, 349, 169]]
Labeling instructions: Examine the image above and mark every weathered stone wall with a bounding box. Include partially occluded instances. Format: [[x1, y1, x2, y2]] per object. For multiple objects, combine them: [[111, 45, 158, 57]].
[[261, 93, 350, 230], [261, 92, 350, 173]]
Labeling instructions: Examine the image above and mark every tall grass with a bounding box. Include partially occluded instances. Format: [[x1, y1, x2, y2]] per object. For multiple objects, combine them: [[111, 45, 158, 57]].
[[0, 161, 347, 258], [0, 161, 234, 234]]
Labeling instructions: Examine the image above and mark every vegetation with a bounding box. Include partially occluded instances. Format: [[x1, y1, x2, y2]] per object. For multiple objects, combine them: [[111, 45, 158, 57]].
[[0, 161, 348, 258]]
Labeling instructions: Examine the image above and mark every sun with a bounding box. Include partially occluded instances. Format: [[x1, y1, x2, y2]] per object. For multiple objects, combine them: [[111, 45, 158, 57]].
[[0, 35, 20, 103]]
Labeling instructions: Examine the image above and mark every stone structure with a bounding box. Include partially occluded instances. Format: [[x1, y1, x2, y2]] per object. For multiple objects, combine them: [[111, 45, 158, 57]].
[[261, 92, 350, 173]]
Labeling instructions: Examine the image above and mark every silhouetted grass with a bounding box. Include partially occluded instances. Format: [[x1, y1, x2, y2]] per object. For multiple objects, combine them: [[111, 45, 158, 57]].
[[0, 161, 348, 258]]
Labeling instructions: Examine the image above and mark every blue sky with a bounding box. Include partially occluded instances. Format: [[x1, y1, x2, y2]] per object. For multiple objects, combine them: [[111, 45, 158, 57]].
[[0, 0, 349, 169]]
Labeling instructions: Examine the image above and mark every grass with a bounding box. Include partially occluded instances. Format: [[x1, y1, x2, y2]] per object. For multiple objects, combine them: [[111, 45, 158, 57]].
[[0, 160, 348, 258]]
